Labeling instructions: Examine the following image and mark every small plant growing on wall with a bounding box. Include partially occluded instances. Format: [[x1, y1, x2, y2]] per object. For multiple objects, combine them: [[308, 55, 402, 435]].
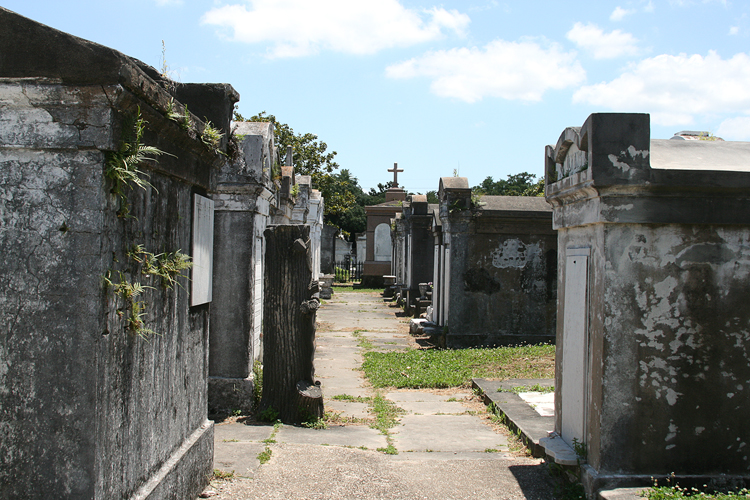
[[128, 244, 193, 289], [103, 270, 156, 339], [103, 108, 193, 339], [105, 248, 193, 339], [105, 107, 171, 218], [201, 120, 224, 152]]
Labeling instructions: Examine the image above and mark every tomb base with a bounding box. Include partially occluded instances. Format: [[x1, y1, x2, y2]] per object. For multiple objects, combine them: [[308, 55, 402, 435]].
[[208, 376, 255, 415], [131, 420, 214, 500], [581, 466, 750, 500]]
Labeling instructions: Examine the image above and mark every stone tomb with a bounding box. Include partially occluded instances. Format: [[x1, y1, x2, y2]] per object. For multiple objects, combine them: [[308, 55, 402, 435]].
[[209, 121, 277, 414], [363, 163, 407, 286], [391, 194, 437, 314], [431, 177, 557, 347], [0, 8, 233, 498], [541, 113, 750, 496]]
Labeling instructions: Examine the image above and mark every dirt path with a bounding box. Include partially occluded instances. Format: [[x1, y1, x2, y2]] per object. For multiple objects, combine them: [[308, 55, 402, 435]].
[[203, 290, 554, 499]]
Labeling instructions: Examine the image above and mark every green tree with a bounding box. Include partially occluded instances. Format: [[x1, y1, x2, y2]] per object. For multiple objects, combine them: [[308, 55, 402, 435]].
[[319, 169, 365, 237], [235, 110, 357, 227], [472, 172, 544, 197], [425, 190, 439, 204]]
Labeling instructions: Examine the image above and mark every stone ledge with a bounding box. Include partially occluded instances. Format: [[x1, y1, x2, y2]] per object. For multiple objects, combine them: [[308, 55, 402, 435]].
[[131, 419, 214, 500], [472, 378, 554, 458], [539, 432, 579, 466]]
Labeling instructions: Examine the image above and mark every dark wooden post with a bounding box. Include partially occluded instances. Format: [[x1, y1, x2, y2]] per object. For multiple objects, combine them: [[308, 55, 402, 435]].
[[259, 225, 323, 424]]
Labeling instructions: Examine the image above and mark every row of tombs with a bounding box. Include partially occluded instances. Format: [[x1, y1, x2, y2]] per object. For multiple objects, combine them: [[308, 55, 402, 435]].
[[384, 112, 750, 496], [1, 7, 748, 500], [0, 7, 326, 499]]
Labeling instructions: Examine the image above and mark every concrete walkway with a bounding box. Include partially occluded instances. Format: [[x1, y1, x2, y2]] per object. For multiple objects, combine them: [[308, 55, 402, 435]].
[[203, 290, 555, 499]]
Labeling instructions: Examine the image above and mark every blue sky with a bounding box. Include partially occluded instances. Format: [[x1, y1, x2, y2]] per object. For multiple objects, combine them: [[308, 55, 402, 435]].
[[4, 1, 750, 193]]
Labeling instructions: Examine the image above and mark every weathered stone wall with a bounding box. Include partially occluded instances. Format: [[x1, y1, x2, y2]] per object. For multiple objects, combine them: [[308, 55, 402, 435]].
[[0, 79, 219, 499], [447, 220, 557, 346], [0, 8, 236, 498], [209, 121, 275, 414], [595, 224, 750, 475], [546, 113, 750, 495], [436, 177, 556, 347], [320, 224, 338, 274]]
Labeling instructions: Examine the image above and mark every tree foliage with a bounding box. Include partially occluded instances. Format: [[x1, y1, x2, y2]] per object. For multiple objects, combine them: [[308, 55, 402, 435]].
[[235, 110, 357, 226], [472, 172, 544, 197]]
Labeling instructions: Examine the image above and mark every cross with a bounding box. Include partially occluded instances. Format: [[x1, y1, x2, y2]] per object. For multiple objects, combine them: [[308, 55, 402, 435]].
[[388, 162, 403, 187]]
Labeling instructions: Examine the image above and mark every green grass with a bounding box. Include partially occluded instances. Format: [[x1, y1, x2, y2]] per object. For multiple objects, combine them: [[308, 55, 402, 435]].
[[361, 344, 555, 388], [212, 469, 235, 480], [331, 394, 371, 403], [333, 286, 383, 293], [501, 383, 555, 394], [641, 478, 750, 499], [642, 486, 750, 499], [369, 392, 405, 435]]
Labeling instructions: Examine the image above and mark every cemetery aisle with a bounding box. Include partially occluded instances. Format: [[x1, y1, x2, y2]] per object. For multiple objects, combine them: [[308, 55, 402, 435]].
[[205, 290, 554, 499]]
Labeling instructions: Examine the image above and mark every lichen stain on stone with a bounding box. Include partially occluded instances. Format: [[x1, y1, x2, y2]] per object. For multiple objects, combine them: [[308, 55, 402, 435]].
[[490, 239, 541, 269]]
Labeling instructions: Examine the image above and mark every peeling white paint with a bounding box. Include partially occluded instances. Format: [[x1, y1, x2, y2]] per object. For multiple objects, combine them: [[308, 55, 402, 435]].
[[665, 388, 681, 406], [665, 423, 678, 441]]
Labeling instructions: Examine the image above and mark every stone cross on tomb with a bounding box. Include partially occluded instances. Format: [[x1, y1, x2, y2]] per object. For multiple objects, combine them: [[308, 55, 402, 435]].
[[388, 162, 403, 188]]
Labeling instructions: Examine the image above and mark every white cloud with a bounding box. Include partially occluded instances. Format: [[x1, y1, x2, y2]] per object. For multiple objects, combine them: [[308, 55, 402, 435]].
[[201, 0, 470, 58], [385, 39, 585, 103], [729, 26, 740, 35], [566, 22, 640, 59], [610, 6, 634, 21], [717, 116, 750, 140], [573, 51, 750, 126]]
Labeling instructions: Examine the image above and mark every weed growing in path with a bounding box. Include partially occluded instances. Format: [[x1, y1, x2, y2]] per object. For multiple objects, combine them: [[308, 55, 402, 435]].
[[212, 469, 235, 480], [368, 391, 405, 455], [257, 420, 282, 465], [352, 330, 375, 351]]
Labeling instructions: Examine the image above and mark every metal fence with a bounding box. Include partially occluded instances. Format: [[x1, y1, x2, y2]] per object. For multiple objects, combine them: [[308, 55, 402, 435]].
[[333, 260, 363, 283]]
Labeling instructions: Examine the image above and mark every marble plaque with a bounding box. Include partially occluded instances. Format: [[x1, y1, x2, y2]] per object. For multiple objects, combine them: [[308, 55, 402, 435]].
[[191, 194, 214, 306]]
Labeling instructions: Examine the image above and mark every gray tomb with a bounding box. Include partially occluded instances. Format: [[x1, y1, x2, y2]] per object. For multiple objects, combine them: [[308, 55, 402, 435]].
[[391, 195, 437, 314], [209, 121, 277, 414], [0, 7, 233, 497], [432, 177, 557, 347], [541, 113, 750, 496]]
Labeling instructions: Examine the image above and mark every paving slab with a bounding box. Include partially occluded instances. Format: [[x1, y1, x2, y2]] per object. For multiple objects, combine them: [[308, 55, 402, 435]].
[[324, 400, 371, 419], [275, 424, 388, 449], [213, 442, 266, 478], [391, 414, 508, 452], [206, 443, 554, 500], [386, 390, 474, 415], [597, 487, 645, 499], [214, 422, 275, 443]]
